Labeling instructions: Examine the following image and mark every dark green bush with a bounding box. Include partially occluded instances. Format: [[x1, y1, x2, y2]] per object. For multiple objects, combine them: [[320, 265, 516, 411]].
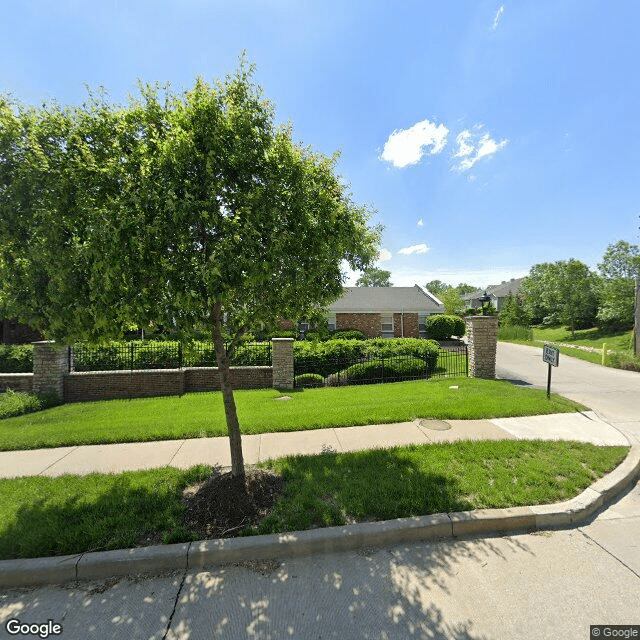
[[0, 344, 34, 373], [294, 373, 325, 388], [328, 329, 366, 341], [325, 357, 429, 386], [293, 339, 366, 377], [425, 315, 466, 340]]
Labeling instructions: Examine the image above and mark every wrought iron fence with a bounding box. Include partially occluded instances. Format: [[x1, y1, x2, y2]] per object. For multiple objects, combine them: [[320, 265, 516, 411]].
[[71, 341, 272, 372], [294, 344, 468, 388]]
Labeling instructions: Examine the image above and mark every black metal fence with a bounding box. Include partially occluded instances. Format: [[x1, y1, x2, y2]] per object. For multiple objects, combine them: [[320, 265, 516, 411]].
[[294, 344, 468, 388], [71, 341, 272, 372]]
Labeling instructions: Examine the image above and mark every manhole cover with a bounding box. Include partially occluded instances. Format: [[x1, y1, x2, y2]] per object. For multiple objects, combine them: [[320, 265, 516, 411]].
[[419, 419, 451, 431]]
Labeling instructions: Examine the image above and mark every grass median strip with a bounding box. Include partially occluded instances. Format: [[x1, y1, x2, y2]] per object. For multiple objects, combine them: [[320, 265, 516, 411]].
[[0, 440, 627, 560], [0, 378, 583, 451]]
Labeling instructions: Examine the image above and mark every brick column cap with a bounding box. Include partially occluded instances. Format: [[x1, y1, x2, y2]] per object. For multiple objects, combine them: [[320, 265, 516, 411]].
[[271, 338, 295, 342]]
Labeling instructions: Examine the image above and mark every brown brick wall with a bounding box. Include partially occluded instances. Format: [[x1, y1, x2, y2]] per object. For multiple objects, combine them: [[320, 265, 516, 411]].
[[0, 373, 34, 393], [63, 366, 273, 402], [393, 313, 419, 338], [336, 313, 381, 338]]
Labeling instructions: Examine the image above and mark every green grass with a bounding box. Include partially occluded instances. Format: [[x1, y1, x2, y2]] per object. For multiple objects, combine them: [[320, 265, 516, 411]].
[[500, 325, 635, 367], [0, 378, 584, 452], [0, 441, 628, 559], [0, 465, 212, 560]]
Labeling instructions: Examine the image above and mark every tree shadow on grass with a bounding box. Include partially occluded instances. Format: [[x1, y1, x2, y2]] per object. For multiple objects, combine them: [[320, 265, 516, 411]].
[[0, 466, 210, 560]]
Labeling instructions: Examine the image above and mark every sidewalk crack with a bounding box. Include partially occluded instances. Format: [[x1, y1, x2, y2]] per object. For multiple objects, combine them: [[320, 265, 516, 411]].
[[38, 446, 80, 476], [577, 528, 640, 580], [162, 568, 188, 640]]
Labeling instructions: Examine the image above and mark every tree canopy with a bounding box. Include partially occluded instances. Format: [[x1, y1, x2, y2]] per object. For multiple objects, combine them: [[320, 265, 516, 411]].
[[0, 62, 381, 479], [520, 259, 598, 336], [355, 267, 392, 287]]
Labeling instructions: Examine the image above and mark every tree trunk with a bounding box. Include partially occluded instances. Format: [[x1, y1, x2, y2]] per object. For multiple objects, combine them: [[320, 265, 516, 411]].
[[212, 304, 245, 482]]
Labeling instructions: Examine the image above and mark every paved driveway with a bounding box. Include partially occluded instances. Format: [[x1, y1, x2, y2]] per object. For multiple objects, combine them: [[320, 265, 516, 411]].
[[496, 341, 640, 444]]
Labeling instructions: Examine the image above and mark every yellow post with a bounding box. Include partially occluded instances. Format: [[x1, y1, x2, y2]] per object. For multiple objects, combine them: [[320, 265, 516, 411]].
[[602, 343, 607, 366]]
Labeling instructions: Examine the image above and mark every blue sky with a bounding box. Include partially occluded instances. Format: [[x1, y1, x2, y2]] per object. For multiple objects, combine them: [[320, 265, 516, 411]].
[[2, 0, 639, 288]]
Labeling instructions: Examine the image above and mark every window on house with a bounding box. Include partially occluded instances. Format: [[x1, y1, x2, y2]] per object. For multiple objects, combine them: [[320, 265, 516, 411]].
[[380, 314, 394, 338], [327, 314, 336, 332], [418, 313, 428, 339]]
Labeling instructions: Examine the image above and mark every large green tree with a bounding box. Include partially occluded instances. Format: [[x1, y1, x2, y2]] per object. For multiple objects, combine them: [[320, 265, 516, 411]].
[[355, 266, 392, 287], [0, 63, 381, 481], [520, 259, 598, 336], [596, 240, 640, 328]]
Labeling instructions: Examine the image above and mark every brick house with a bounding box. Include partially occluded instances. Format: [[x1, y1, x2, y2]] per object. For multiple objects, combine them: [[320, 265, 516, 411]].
[[288, 285, 443, 338]]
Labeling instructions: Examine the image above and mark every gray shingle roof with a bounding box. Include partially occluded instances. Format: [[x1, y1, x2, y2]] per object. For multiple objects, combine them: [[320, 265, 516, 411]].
[[329, 285, 443, 313], [461, 278, 524, 301]]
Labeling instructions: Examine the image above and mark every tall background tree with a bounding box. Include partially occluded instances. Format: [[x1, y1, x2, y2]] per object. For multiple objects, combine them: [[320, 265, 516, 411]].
[[0, 61, 381, 483], [596, 240, 640, 329], [355, 267, 392, 287], [520, 259, 598, 336]]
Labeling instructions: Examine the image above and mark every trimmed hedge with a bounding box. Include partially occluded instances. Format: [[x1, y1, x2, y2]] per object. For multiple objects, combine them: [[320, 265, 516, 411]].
[[293, 338, 439, 378], [425, 315, 466, 340], [293, 373, 325, 388], [0, 344, 34, 373], [304, 329, 366, 342], [72, 341, 271, 371], [325, 357, 429, 386]]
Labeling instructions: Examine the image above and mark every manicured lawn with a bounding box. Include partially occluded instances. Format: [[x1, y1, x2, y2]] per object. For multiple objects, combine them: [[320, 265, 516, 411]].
[[0, 441, 628, 560], [0, 378, 584, 451]]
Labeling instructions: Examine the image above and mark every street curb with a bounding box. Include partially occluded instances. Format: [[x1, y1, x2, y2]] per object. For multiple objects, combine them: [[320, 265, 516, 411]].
[[2, 445, 639, 589]]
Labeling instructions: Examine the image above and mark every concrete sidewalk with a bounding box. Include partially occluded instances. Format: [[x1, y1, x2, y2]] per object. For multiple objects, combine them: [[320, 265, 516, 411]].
[[0, 411, 629, 479]]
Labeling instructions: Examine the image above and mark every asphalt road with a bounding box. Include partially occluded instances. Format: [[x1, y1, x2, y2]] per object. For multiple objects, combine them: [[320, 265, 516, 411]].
[[1, 343, 639, 640]]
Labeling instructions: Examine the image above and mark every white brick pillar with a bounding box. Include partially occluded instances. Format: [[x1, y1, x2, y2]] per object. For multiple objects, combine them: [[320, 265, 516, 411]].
[[272, 338, 294, 389], [464, 316, 499, 379], [32, 341, 70, 400]]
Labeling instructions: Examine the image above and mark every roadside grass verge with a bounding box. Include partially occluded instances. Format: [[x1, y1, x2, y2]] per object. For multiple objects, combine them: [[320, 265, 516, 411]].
[[499, 326, 635, 368], [0, 378, 584, 452], [0, 441, 628, 560]]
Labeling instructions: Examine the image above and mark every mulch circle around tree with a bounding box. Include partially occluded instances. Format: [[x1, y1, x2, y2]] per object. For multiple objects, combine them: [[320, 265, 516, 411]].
[[181, 467, 284, 540]]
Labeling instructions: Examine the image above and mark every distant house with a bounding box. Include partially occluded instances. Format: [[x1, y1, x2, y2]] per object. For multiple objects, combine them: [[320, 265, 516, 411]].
[[282, 285, 444, 339], [1, 318, 42, 344], [462, 278, 524, 312]]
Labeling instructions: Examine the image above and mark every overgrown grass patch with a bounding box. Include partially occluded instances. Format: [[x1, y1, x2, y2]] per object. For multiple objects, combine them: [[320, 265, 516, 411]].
[[0, 378, 584, 451], [0, 389, 58, 420], [254, 441, 628, 534]]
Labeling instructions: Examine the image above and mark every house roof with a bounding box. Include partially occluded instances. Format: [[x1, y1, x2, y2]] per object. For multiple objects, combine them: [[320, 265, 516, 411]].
[[329, 285, 443, 313], [461, 277, 524, 301]]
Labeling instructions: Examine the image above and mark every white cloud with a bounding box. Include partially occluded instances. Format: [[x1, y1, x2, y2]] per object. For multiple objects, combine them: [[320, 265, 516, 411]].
[[452, 127, 508, 171], [380, 120, 449, 168], [399, 244, 429, 255], [417, 218, 424, 227], [493, 5, 505, 30], [377, 248, 392, 261]]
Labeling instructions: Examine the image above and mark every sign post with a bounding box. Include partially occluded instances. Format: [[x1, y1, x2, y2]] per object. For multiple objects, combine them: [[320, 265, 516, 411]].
[[543, 344, 560, 398]]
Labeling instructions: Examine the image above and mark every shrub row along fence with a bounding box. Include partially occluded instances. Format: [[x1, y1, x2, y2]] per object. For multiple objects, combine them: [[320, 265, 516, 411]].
[[71, 341, 272, 371], [294, 340, 468, 388]]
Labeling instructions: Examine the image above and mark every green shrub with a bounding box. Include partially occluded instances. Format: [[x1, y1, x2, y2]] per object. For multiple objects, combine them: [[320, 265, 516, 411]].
[[294, 373, 325, 388], [362, 338, 439, 371], [328, 329, 366, 341], [325, 357, 429, 386], [0, 389, 58, 419], [0, 344, 34, 373], [425, 315, 466, 340], [293, 339, 366, 377]]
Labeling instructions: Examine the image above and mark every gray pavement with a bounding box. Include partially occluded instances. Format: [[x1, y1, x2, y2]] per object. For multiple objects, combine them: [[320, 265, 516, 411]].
[[1, 343, 639, 639], [0, 411, 629, 479]]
